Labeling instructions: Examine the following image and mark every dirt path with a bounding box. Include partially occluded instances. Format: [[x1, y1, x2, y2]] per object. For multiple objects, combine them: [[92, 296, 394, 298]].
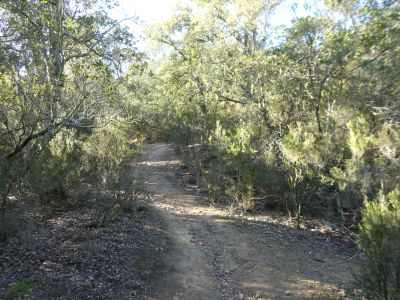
[[139, 144, 359, 300]]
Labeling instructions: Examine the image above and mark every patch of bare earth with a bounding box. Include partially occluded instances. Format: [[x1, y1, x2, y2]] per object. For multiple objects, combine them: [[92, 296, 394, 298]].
[[0, 203, 165, 299], [140, 143, 362, 300], [1, 144, 362, 299]]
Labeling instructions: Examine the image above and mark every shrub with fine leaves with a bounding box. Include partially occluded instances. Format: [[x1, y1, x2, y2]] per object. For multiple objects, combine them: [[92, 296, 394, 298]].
[[357, 187, 400, 299]]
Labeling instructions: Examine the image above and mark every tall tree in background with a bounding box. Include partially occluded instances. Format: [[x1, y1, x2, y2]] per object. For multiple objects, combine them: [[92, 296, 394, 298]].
[[0, 0, 133, 159], [0, 0, 134, 213], [144, 0, 399, 214]]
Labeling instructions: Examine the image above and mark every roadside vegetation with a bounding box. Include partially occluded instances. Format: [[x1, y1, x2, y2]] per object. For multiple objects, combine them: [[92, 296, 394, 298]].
[[0, 0, 399, 298], [139, 1, 399, 297]]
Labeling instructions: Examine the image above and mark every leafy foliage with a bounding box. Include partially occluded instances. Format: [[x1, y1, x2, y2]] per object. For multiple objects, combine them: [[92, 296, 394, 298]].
[[0, 0, 138, 237], [139, 0, 399, 223], [1, 0, 399, 296], [357, 187, 400, 299]]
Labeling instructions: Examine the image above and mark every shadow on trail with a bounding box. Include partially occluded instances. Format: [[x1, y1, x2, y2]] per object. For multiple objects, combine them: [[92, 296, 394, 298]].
[[141, 144, 358, 300]]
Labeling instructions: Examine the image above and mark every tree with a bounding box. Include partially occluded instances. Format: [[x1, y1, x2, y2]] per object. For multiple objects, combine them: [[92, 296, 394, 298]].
[[0, 0, 134, 219], [0, 0, 133, 161]]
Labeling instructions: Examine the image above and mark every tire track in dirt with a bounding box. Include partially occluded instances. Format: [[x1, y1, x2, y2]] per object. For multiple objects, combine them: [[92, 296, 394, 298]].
[[139, 144, 359, 300]]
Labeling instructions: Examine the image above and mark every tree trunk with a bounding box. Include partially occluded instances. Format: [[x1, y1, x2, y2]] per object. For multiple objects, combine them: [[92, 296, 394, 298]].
[[260, 106, 282, 166]]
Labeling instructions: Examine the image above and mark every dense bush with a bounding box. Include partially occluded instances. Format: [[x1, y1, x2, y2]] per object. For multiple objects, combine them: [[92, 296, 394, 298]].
[[142, 0, 400, 226], [357, 187, 400, 299], [0, 122, 138, 238], [0, 0, 137, 238]]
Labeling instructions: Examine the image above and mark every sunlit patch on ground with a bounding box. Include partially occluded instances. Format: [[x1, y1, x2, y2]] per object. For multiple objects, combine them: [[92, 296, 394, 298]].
[[140, 144, 361, 299], [139, 160, 181, 166]]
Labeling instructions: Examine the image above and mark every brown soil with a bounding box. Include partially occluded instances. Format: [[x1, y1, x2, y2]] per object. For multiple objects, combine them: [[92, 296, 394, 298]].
[[140, 143, 361, 300], [0, 162, 165, 299], [0, 143, 362, 300]]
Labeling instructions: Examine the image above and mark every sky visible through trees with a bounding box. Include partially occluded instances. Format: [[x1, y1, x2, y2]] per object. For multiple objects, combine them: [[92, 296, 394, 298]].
[[0, 0, 399, 298], [111, 0, 325, 53]]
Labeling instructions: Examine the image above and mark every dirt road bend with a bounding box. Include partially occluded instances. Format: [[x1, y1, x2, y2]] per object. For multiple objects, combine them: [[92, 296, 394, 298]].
[[138, 144, 358, 300]]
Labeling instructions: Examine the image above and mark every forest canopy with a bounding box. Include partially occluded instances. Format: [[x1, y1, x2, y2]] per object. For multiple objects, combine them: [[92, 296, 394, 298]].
[[136, 0, 399, 216]]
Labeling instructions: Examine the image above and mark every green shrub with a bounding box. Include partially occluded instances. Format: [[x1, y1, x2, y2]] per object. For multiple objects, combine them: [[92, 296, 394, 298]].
[[357, 187, 400, 299], [4, 281, 33, 299]]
